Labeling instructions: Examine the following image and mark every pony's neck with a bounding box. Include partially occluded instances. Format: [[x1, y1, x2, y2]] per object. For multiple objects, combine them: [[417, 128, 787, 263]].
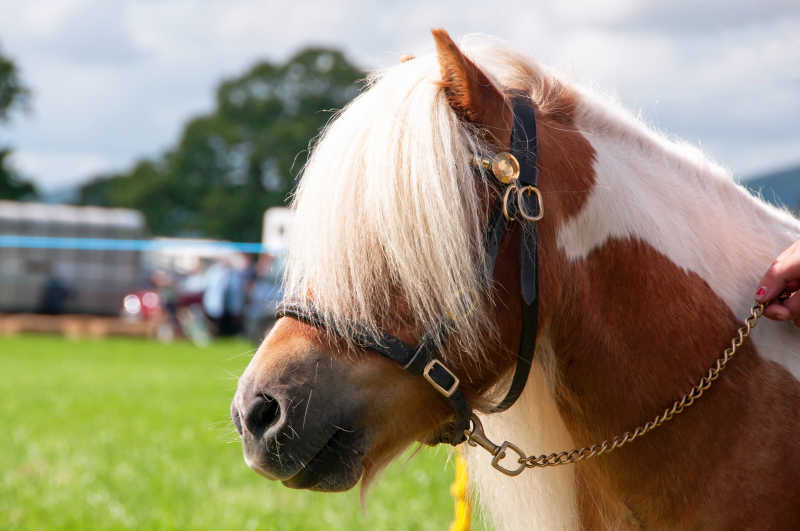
[[557, 99, 800, 377], [544, 102, 800, 525], [560, 108, 798, 310]]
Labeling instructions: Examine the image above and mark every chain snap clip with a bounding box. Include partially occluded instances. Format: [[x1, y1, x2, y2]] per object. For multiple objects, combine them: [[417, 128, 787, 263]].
[[464, 414, 527, 477]]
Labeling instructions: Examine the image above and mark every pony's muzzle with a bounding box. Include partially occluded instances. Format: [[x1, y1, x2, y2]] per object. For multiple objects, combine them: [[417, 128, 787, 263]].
[[230, 381, 293, 479], [231, 318, 456, 491], [231, 349, 372, 489]]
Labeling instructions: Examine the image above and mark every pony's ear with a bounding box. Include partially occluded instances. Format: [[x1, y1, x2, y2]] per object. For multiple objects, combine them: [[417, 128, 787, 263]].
[[431, 28, 513, 148]]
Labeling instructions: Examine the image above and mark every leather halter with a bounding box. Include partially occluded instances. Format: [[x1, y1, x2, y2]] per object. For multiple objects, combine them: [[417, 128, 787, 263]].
[[278, 94, 542, 446]]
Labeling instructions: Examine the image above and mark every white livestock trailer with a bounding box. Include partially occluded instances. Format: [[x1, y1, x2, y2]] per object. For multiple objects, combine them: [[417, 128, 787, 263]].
[[0, 201, 146, 315]]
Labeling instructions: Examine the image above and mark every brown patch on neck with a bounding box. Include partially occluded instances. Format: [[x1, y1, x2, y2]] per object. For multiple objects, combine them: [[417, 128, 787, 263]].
[[535, 86, 597, 222], [547, 237, 800, 527]]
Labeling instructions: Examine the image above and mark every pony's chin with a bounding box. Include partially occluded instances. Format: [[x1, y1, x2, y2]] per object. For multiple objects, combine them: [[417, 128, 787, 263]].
[[281, 429, 366, 492], [282, 463, 362, 492]]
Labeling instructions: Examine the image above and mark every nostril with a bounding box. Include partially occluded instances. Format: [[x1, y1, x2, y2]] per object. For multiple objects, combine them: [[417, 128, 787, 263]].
[[243, 394, 281, 437], [231, 400, 243, 436]]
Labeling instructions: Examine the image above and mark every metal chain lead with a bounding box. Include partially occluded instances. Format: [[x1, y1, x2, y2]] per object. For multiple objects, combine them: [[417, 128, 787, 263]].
[[466, 303, 765, 475]]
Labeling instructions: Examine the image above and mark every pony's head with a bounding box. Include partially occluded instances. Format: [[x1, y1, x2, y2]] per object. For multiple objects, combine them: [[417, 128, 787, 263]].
[[231, 29, 595, 492]]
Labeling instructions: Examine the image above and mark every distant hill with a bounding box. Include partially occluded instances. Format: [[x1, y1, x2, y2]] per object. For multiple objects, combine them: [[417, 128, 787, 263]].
[[741, 165, 800, 212], [40, 186, 78, 204]]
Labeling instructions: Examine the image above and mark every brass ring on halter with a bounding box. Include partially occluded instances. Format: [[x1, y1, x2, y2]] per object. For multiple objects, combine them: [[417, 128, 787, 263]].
[[502, 185, 517, 221], [516, 185, 544, 222]]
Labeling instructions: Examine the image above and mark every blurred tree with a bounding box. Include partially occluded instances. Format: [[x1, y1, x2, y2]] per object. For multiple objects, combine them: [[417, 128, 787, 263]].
[[78, 47, 364, 240], [0, 45, 37, 200], [0, 149, 36, 199]]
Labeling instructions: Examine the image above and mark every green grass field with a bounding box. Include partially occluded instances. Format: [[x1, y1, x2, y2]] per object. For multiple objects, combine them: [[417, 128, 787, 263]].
[[0, 335, 483, 530]]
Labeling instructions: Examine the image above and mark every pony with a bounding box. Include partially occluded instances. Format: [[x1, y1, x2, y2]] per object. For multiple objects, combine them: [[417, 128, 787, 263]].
[[232, 29, 800, 529]]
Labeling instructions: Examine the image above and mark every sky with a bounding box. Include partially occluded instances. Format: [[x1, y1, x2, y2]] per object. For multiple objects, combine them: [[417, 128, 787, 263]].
[[0, 0, 798, 193]]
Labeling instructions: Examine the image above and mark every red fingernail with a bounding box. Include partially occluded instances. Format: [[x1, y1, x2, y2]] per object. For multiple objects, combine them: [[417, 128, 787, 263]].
[[756, 287, 767, 298]]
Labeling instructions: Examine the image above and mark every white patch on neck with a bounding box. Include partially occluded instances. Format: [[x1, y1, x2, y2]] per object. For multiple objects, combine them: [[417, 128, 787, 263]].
[[558, 100, 800, 381], [466, 339, 581, 530]]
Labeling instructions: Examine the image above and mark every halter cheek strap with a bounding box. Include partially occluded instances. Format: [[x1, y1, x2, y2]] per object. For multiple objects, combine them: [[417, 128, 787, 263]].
[[277, 94, 542, 446], [484, 95, 540, 414]]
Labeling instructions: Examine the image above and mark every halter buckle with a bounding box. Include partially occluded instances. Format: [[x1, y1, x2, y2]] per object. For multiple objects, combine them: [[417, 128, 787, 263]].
[[423, 359, 460, 397], [502, 184, 544, 222], [517, 185, 544, 222]]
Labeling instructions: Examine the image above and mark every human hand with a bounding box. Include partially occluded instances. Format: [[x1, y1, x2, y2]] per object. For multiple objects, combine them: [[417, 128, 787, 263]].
[[755, 241, 800, 326]]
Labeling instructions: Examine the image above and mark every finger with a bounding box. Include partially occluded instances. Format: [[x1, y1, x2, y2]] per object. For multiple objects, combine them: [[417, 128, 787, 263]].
[[763, 302, 791, 321], [756, 281, 785, 305], [755, 242, 800, 302], [756, 246, 800, 302], [782, 291, 800, 321], [763, 291, 800, 322]]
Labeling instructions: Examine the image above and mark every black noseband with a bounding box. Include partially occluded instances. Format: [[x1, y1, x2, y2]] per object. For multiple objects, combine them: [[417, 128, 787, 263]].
[[278, 94, 541, 446]]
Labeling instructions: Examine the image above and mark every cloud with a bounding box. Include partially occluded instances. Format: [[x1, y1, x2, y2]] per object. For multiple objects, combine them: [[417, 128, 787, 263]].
[[3, 0, 146, 66], [41, 0, 147, 66], [612, 0, 800, 34], [0, 0, 797, 191]]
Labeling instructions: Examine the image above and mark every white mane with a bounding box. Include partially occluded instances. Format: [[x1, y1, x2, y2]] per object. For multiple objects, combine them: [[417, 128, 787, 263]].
[[285, 51, 497, 359], [285, 36, 570, 363], [286, 39, 586, 529]]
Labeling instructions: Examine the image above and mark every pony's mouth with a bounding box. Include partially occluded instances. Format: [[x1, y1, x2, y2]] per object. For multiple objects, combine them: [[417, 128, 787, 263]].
[[281, 427, 367, 492]]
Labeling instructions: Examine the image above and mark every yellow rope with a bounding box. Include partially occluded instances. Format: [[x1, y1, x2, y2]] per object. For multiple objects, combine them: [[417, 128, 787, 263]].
[[449, 445, 471, 531]]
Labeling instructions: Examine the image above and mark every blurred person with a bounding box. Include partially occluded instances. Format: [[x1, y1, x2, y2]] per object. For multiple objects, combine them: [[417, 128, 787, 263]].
[[152, 269, 179, 340], [179, 259, 209, 311], [243, 253, 285, 343], [37, 263, 71, 315], [202, 258, 229, 331], [225, 257, 247, 335], [202, 257, 246, 336]]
